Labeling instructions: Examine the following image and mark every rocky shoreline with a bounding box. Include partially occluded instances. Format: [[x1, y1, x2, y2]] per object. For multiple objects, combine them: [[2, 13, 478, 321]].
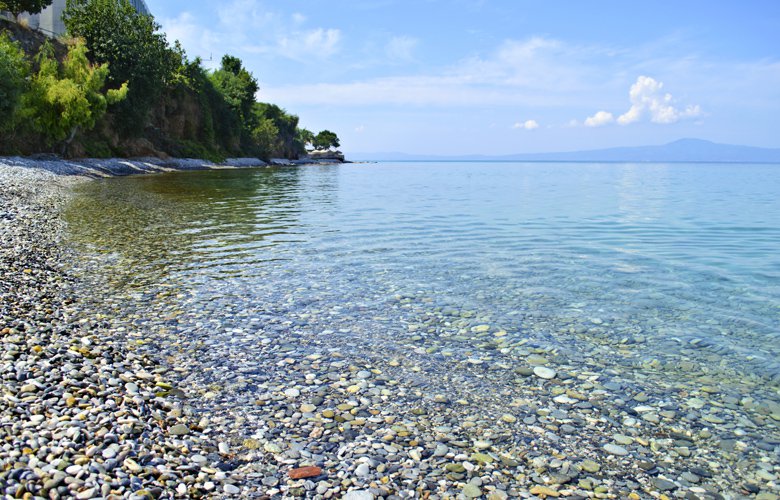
[[1, 160, 779, 500], [0, 164, 245, 498], [0, 156, 344, 178]]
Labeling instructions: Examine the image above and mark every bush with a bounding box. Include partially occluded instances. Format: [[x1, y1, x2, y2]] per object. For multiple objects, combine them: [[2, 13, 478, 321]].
[[22, 39, 128, 155], [0, 33, 29, 132]]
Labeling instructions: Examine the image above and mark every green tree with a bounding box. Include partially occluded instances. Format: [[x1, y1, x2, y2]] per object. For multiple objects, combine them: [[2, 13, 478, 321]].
[[251, 118, 279, 161], [252, 103, 303, 158], [0, 0, 52, 19], [210, 54, 259, 124], [297, 128, 314, 150], [313, 130, 340, 150], [23, 40, 128, 154], [63, 0, 181, 135], [0, 33, 29, 132]]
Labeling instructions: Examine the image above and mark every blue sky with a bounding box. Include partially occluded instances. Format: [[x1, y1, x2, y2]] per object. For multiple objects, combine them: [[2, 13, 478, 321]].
[[146, 0, 780, 155]]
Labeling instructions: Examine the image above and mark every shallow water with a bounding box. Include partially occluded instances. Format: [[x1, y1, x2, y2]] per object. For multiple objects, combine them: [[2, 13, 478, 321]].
[[65, 162, 780, 386], [60, 161, 780, 496]]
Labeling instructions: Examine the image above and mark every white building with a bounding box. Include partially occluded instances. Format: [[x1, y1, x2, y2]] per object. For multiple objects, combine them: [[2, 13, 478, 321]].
[[3, 0, 151, 37]]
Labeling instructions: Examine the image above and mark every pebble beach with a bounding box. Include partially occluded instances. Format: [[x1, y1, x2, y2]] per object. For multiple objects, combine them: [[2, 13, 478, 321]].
[[1, 160, 780, 500]]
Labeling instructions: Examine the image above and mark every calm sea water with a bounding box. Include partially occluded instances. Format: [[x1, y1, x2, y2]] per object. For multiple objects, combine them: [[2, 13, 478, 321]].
[[65, 162, 780, 390]]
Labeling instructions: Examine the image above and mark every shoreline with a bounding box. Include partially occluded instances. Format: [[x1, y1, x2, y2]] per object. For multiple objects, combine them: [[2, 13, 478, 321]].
[[1, 161, 779, 499], [0, 155, 346, 178]]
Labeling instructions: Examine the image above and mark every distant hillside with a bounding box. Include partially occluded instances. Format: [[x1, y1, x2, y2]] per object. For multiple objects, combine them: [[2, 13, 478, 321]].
[[354, 139, 780, 163]]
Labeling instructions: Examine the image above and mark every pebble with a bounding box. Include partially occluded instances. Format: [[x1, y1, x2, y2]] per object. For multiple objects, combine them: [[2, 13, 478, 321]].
[[344, 491, 375, 500], [169, 424, 189, 435], [533, 366, 557, 379], [603, 444, 629, 456], [223, 484, 241, 494], [462, 483, 482, 498], [355, 463, 370, 477]]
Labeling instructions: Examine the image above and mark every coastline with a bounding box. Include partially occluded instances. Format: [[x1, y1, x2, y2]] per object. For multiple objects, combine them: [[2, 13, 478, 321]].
[[0, 155, 345, 178]]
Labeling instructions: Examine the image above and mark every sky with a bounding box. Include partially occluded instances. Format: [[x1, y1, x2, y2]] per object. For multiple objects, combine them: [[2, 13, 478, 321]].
[[145, 0, 780, 156]]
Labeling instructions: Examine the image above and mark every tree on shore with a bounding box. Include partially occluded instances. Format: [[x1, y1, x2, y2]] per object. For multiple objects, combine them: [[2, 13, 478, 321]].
[[23, 40, 128, 154], [210, 54, 259, 146], [0, 33, 28, 132], [63, 0, 180, 135], [297, 128, 314, 150], [313, 130, 340, 150], [0, 0, 53, 20]]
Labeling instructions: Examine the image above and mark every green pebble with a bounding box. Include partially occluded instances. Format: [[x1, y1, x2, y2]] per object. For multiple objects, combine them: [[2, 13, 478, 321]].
[[462, 484, 482, 498], [581, 459, 600, 473], [471, 452, 494, 464], [445, 463, 466, 473]]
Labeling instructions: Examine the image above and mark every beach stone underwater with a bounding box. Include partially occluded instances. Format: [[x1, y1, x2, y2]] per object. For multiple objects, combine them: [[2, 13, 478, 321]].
[[1, 160, 779, 499]]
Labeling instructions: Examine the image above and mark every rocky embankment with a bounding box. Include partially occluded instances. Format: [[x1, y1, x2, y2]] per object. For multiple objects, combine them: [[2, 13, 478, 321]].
[[0, 165, 242, 498]]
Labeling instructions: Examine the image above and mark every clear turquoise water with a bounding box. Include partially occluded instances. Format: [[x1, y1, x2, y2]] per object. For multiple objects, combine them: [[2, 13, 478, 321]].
[[66, 162, 780, 389]]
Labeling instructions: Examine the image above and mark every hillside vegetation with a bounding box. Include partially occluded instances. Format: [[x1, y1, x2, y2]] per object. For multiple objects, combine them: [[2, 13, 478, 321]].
[[0, 0, 339, 160]]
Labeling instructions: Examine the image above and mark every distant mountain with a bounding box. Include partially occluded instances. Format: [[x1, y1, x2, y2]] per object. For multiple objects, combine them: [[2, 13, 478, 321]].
[[351, 139, 780, 163]]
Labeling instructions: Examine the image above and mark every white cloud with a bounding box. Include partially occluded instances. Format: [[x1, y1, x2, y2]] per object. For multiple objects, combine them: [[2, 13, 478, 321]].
[[277, 28, 342, 60], [355, 125, 366, 133], [617, 76, 701, 125], [513, 120, 539, 130], [584, 111, 614, 127], [386, 36, 418, 61]]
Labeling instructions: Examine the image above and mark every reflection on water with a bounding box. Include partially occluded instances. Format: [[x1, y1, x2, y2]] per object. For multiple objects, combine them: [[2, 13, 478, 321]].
[[66, 162, 780, 386], [66, 167, 307, 286]]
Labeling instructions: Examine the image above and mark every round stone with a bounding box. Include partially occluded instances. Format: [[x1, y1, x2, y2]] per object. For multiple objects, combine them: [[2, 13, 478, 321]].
[[344, 491, 374, 500], [355, 463, 370, 477], [603, 443, 629, 456], [533, 366, 557, 379], [463, 483, 482, 498]]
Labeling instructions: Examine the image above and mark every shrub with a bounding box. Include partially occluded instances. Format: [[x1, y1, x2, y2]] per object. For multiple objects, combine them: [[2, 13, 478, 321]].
[[0, 33, 29, 132], [22, 39, 128, 155]]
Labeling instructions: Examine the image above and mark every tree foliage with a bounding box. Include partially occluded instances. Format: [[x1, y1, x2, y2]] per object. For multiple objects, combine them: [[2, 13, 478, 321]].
[[63, 0, 181, 135], [23, 39, 128, 153], [0, 33, 28, 132], [297, 128, 314, 150], [251, 118, 279, 161], [0, 0, 52, 18], [210, 55, 259, 128], [251, 103, 306, 158], [313, 129, 340, 150], [175, 56, 242, 155]]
